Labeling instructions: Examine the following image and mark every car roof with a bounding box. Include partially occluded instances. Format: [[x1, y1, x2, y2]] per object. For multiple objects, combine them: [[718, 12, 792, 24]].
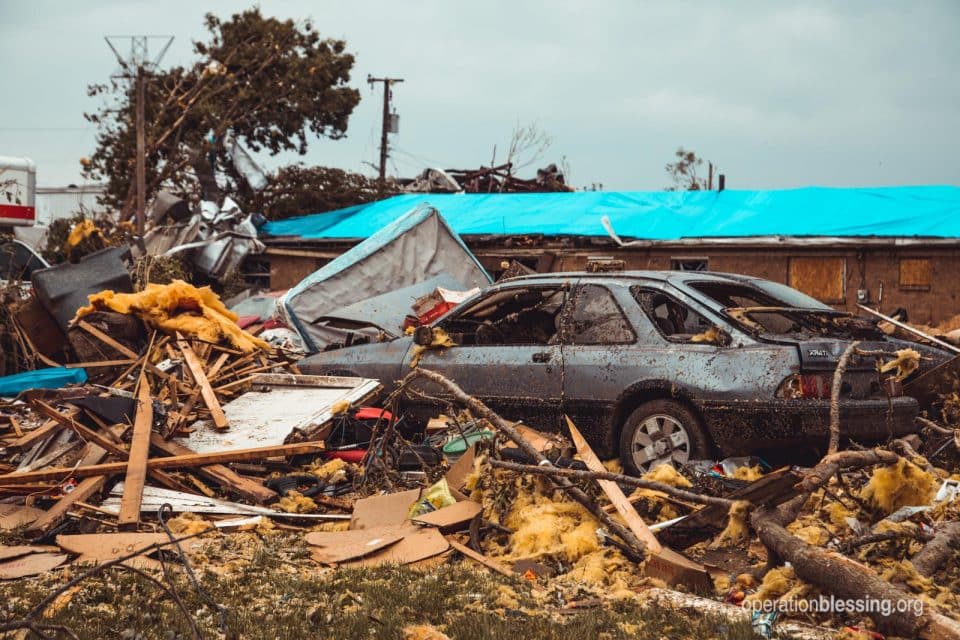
[[497, 270, 762, 287]]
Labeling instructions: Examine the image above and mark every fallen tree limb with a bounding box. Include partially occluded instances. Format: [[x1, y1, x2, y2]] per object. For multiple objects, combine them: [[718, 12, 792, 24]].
[[839, 527, 933, 554], [403, 368, 649, 560], [488, 458, 735, 508], [774, 448, 901, 526], [751, 505, 960, 639], [828, 341, 861, 456], [912, 521, 960, 578]]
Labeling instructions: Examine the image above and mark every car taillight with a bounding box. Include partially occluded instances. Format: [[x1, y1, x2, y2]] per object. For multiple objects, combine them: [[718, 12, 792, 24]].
[[777, 374, 831, 399]]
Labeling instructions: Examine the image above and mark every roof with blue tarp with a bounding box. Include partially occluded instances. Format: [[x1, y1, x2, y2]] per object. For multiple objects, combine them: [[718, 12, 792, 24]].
[[260, 186, 960, 241]]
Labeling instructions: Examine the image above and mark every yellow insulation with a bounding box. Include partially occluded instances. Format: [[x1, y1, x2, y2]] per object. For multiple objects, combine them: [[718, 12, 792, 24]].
[[860, 457, 938, 515], [66, 219, 101, 248], [74, 279, 269, 353]]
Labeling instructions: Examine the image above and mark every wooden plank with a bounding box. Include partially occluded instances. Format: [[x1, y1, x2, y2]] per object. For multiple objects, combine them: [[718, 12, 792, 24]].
[[65, 360, 135, 369], [446, 538, 513, 578], [205, 352, 231, 380], [26, 477, 107, 537], [118, 374, 153, 529], [24, 434, 117, 537], [148, 434, 276, 504], [8, 416, 22, 438], [77, 320, 138, 359], [7, 416, 67, 452], [0, 441, 325, 485], [565, 416, 662, 554], [177, 336, 229, 430], [32, 401, 190, 494]]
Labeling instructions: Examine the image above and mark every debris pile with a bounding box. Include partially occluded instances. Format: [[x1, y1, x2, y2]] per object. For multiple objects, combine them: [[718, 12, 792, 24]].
[[0, 287, 959, 637]]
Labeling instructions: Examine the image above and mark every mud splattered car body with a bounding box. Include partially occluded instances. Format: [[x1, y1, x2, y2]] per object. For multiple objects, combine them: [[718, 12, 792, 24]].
[[300, 272, 946, 472]]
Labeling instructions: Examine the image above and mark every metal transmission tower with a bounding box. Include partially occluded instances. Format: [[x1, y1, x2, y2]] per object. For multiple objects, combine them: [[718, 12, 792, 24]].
[[367, 75, 403, 184], [104, 35, 173, 237]]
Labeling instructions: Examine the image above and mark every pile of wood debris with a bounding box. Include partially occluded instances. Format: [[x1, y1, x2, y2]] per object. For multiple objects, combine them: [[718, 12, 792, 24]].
[[0, 296, 959, 638]]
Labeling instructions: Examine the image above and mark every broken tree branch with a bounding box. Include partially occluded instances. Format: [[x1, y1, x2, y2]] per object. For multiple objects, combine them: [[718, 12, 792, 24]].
[[751, 505, 960, 639], [402, 368, 650, 560], [911, 521, 960, 578], [487, 459, 735, 508], [828, 340, 861, 456]]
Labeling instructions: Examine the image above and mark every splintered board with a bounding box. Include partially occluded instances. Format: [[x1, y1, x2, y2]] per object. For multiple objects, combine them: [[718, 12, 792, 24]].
[[176, 374, 381, 454]]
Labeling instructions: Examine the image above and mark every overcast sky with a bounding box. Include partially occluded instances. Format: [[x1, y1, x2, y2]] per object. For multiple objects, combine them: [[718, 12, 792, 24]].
[[1, 1, 958, 191]]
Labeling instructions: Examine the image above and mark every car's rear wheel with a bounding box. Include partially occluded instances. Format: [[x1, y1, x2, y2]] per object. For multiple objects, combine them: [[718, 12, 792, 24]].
[[619, 399, 709, 475]]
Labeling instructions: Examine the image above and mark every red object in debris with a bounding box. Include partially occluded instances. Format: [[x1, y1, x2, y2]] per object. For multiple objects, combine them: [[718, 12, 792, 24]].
[[354, 407, 393, 422], [418, 301, 457, 325], [325, 449, 367, 463], [236, 315, 261, 329]]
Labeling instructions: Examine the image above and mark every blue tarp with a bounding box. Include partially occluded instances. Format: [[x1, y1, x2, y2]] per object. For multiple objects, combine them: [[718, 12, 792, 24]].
[[0, 367, 87, 397], [261, 186, 960, 241]]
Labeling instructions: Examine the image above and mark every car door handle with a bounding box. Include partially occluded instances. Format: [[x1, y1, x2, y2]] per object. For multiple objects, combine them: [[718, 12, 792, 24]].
[[532, 352, 551, 363]]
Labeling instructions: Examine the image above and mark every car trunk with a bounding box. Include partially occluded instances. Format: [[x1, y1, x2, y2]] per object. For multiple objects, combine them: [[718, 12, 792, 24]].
[[792, 338, 951, 400]]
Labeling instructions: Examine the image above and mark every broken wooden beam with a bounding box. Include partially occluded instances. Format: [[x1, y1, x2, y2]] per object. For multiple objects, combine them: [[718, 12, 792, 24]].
[[177, 335, 229, 430], [117, 373, 153, 529], [148, 435, 276, 504], [565, 416, 661, 553], [0, 441, 324, 485]]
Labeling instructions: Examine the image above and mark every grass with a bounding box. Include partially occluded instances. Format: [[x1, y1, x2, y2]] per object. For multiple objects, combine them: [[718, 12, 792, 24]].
[[0, 533, 759, 640]]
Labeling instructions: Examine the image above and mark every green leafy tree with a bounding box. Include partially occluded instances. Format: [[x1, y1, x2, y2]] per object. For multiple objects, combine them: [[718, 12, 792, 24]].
[[250, 165, 397, 220], [84, 8, 360, 216]]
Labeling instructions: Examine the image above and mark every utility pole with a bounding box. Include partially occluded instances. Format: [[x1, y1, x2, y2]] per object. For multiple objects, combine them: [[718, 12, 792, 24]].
[[105, 35, 173, 236], [135, 66, 146, 236], [367, 75, 403, 184]]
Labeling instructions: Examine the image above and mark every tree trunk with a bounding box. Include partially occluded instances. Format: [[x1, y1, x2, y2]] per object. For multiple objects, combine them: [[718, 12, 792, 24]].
[[751, 506, 960, 640]]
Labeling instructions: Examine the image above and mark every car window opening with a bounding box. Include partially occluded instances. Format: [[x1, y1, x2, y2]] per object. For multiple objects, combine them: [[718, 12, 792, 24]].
[[633, 288, 714, 342], [442, 287, 566, 346], [688, 281, 865, 338]]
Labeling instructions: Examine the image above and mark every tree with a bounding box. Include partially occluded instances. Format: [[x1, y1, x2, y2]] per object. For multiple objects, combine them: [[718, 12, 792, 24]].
[[665, 147, 713, 191], [249, 165, 397, 220], [84, 8, 361, 216]]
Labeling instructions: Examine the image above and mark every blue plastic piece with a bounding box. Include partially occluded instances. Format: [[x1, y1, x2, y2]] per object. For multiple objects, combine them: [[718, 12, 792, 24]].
[[0, 367, 87, 397], [261, 186, 960, 241]]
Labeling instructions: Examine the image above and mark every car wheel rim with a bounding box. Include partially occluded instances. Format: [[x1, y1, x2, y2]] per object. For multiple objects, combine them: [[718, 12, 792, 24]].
[[630, 413, 690, 471]]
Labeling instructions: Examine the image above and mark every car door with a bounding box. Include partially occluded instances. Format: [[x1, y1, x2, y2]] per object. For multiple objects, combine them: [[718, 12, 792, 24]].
[[559, 282, 640, 455], [403, 282, 569, 432]]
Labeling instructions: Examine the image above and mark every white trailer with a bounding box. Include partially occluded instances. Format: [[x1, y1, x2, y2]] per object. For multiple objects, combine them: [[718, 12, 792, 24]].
[[0, 156, 36, 227]]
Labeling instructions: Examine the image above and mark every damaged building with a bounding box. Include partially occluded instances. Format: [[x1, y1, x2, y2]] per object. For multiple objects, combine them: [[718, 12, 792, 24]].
[[257, 185, 960, 325]]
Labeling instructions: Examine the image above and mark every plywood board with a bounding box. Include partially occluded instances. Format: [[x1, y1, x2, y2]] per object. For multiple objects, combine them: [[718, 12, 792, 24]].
[[788, 256, 846, 304], [0, 545, 58, 562], [350, 489, 421, 530], [342, 525, 449, 567], [57, 533, 167, 570], [0, 553, 68, 579], [411, 500, 481, 531], [306, 528, 404, 564], [0, 504, 45, 530], [444, 446, 476, 494], [177, 374, 380, 454], [900, 258, 932, 290]]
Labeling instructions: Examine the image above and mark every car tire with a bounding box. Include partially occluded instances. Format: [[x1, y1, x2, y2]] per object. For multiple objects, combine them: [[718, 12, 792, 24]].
[[619, 399, 710, 475]]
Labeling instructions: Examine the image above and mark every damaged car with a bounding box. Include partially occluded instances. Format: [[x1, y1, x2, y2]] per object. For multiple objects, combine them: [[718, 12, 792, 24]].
[[299, 271, 951, 473]]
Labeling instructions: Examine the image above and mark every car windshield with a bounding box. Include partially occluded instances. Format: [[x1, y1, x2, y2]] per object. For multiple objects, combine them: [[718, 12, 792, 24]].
[[688, 280, 853, 337]]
